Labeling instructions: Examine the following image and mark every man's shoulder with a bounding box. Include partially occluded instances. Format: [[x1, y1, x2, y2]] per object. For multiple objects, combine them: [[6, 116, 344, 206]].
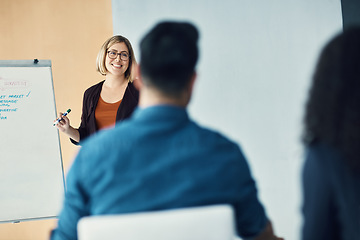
[[81, 115, 243, 160], [192, 121, 240, 146], [182, 121, 244, 161], [78, 123, 135, 168]]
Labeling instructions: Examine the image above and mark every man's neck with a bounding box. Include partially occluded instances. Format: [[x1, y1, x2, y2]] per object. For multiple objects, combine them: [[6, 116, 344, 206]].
[[138, 87, 189, 108]]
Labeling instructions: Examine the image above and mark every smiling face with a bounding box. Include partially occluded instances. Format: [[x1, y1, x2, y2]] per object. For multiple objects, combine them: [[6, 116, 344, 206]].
[[105, 42, 130, 78]]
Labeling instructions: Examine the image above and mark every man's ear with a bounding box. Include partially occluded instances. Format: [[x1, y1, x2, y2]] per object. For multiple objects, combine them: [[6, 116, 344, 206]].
[[133, 64, 143, 91], [188, 72, 197, 95]]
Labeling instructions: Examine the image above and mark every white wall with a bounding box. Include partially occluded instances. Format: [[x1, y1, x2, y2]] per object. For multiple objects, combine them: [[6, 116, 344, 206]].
[[112, 1, 342, 239]]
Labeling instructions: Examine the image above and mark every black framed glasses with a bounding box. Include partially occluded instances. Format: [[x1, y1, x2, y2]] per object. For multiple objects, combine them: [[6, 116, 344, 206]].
[[107, 50, 130, 61]]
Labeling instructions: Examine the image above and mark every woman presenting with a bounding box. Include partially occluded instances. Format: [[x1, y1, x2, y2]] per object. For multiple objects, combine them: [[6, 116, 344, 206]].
[[55, 35, 139, 144]]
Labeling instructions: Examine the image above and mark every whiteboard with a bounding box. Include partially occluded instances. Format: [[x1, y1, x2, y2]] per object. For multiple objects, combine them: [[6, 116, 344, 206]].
[[0, 60, 65, 223]]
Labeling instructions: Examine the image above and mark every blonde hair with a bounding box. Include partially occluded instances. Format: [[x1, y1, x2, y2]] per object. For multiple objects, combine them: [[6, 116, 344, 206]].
[[96, 35, 136, 82]]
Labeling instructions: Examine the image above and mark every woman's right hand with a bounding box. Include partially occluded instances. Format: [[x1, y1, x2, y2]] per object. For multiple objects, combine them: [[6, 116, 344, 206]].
[[54, 112, 71, 133], [54, 112, 80, 142]]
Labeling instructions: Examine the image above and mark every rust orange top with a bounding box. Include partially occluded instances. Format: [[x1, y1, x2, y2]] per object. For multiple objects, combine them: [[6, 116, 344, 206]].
[[95, 96, 122, 130]]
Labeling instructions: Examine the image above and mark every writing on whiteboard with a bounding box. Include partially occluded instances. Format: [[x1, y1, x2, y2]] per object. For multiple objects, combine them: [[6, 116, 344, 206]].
[[0, 77, 30, 91], [0, 77, 31, 120]]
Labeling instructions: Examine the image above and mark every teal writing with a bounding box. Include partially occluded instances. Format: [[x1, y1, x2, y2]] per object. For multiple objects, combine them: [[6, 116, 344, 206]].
[[0, 99, 18, 104], [0, 108, 17, 112], [8, 94, 24, 98], [0, 92, 30, 120]]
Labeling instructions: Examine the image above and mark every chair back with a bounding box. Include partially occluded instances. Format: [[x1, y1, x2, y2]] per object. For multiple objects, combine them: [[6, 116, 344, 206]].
[[78, 204, 235, 240]]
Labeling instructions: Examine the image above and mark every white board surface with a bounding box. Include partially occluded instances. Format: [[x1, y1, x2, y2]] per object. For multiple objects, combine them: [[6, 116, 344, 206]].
[[0, 60, 65, 223]]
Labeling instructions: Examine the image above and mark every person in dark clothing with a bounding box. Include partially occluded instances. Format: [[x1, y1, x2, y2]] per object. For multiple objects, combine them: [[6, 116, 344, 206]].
[[302, 27, 360, 240], [54, 35, 139, 145]]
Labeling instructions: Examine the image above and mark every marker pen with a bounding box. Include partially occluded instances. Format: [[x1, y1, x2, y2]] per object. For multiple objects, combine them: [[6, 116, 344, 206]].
[[53, 109, 71, 126]]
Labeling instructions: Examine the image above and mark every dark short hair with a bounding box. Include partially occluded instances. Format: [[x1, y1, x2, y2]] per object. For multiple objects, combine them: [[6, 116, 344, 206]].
[[140, 21, 199, 97], [303, 26, 360, 170]]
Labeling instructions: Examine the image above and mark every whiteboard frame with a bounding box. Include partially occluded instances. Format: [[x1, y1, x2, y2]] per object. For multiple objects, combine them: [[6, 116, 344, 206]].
[[0, 59, 65, 223]]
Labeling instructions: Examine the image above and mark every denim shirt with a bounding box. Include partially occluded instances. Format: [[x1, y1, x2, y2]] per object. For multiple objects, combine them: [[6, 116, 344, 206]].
[[52, 105, 268, 240]]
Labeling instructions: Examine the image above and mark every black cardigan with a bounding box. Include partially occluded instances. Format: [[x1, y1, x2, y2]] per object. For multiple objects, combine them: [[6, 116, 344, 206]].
[[70, 80, 139, 145]]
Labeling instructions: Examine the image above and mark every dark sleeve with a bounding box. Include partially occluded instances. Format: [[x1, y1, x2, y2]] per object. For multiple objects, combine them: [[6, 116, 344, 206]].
[[301, 146, 338, 240], [70, 89, 92, 145]]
